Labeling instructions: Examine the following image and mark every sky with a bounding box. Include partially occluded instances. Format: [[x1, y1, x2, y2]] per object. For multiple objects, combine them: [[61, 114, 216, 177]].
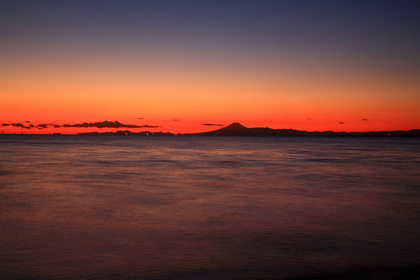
[[1, 0, 419, 134]]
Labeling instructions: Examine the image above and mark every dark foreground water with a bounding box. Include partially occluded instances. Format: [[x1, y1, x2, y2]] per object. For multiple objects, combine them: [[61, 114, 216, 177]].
[[0, 135, 419, 279]]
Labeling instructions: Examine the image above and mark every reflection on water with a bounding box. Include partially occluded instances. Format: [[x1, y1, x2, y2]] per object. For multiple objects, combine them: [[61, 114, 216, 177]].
[[0, 135, 419, 279]]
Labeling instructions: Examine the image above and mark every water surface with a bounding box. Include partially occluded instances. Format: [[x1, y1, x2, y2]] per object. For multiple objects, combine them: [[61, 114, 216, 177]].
[[1, 135, 419, 279]]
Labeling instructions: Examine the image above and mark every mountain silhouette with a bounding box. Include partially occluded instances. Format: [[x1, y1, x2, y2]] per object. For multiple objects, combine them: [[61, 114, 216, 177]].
[[224, 122, 247, 130], [197, 123, 420, 137], [198, 122, 300, 136], [198, 122, 251, 136], [199, 122, 281, 136], [73, 122, 420, 137]]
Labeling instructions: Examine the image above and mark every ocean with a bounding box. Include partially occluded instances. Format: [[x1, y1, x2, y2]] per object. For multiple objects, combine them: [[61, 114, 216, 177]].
[[0, 135, 419, 279]]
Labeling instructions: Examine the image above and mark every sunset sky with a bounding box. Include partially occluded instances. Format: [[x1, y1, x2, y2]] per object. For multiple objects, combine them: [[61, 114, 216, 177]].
[[1, 0, 419, 134]]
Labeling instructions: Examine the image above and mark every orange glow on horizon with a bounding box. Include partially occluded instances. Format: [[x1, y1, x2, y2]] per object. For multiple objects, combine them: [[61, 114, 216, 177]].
[[1, 1, 419, 136], [1, 42, 419, 134], [1, 114, 419, 135]]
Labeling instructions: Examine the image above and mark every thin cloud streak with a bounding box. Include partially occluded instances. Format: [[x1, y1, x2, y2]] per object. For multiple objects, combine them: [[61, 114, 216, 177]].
[[202, 123, 224, 127], [61, 121, 159, 129], [2, 121, 160, 130], [11, 123, 31, 129]]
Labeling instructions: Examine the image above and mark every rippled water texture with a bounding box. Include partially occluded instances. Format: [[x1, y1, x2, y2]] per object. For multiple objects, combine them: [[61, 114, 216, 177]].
[[1, 135, 419, 279]]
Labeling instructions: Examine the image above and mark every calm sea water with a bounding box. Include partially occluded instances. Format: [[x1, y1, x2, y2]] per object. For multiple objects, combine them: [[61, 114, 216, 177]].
[[0, 135, 419, 279]]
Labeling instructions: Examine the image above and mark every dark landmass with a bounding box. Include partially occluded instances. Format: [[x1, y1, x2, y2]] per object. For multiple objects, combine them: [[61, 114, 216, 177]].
[[192, 122, 420, 137], [4, 122, 418, 136], [78, 130, 172, 136], [77, 122, 420, 136]]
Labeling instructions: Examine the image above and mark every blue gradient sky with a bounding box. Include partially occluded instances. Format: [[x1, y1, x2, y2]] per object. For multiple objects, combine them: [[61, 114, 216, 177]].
[[1, 0, 419, 133]]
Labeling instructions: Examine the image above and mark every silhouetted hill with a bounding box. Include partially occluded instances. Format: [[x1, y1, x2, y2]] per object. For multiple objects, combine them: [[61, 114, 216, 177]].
[[197, 123, 308, 136], [225, 122, 248, 130], [196, 123, 420, 137], [199, 122, 251, 136], [74, 124, 420, 137]]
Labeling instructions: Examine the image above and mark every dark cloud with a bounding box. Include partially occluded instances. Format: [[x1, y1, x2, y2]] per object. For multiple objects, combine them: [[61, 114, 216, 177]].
[[36, 124, 51, 129], [137, 117, 144, 120], [306, 118, 313, 120], [11, 123, 30, 129], [4, 120, 159, 130], [173, 119, 179, 121], [339, 122, 344, 125], [139, 125, 160, 128], [61, 120, 159, 129], [202, 123, 223, 127], [363, 118, 368, 121], [140, 124, 158, 128], [25, 121, 31, 123]]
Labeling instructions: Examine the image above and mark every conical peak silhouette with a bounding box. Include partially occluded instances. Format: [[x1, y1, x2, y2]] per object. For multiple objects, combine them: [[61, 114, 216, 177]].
[[224, 122, 248, 130]]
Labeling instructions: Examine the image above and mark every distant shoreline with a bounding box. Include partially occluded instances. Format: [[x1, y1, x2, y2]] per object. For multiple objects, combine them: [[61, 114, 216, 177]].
[[1, 132, 419, 137], [2, 122, 419, 137], [1, 122, 419, 137]]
